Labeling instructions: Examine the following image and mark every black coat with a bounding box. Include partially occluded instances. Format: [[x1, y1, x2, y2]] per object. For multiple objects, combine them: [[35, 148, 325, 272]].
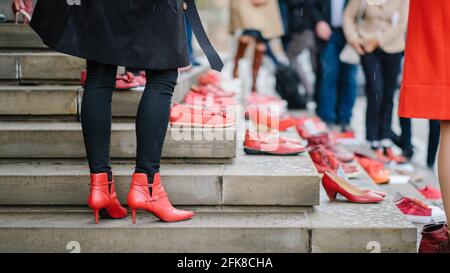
[[284, 0, 316, 34], [30, 0, 192, 70]]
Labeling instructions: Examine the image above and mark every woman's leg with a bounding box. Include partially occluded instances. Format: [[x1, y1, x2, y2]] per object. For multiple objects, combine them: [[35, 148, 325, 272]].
[[233, 35, 252, 79], [135, 69, 178, 183], [428, 120, 441, 168], [252, 41, 266, 92], [81, 60, 117, 181], [438, 121, 450, 226]]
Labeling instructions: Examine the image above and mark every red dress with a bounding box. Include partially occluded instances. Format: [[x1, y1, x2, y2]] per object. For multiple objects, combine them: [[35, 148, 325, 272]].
[[399, 0, 450, 120]]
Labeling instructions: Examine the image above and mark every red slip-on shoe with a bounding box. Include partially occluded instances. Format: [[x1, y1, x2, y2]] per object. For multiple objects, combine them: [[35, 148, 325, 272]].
[[395, 197, 446, 224], [133, 71, 146, 87], [328, 145, 354, 163], [128, 173, 194, 223], [356, 156, 390, 185], [384, 147, 407, 164], [322, 171, 384, 203], [419, 185, 442, 201], [184, 90, 236, 107], [296, 117, 329, 139], [244, 130, 306, 156], [87, 173, 128, 224], [419, 224, 450, 253], [170, 105, 235, 128], [309, 145, 360, 178], [198, 70, 221, 86], [247, 106, 296, 132], [191, 85, 235, 98], [306, 133, 331, 148], [115, 72, 140, 90]]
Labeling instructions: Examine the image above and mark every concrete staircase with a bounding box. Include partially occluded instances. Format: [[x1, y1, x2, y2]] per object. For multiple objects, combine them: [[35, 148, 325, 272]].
[[0, 24, 417, 253]]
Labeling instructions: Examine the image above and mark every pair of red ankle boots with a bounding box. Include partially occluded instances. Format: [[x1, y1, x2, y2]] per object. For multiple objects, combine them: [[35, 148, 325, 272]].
[[88, 173, 194, 224]]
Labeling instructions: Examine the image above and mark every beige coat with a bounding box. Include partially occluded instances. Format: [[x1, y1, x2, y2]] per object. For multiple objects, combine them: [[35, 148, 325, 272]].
[[343, 0, 409, 54], [229, 0, 284, 40]]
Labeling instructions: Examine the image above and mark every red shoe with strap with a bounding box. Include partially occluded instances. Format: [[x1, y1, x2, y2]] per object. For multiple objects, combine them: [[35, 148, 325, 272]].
[[309, 145, 360, 178], [87, 173, 128, 224], [322, 171, 384, 203], [127, 173, 195, 223]]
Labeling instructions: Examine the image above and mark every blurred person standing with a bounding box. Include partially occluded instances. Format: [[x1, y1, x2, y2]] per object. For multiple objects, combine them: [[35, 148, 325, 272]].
[[285, 0, 318, 101], [312, 0, 358, 132], [230, 0, 284, 92], [343, 0, 409, 161]]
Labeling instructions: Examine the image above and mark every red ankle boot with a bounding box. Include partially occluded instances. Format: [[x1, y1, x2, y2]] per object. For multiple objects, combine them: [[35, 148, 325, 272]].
[[127, 173, 195, 224], [87, 173, 128, 224]]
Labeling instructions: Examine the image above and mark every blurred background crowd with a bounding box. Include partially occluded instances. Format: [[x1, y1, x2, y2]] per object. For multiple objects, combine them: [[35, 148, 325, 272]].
[[0, 0, 437, 169]]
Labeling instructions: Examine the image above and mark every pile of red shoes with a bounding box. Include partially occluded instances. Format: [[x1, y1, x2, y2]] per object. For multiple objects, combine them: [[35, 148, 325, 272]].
[[244, 130, 306, 156], [170, 103, 235, 128], [295, 117, 361, 178], [81, 70, 146, 91], [170, 70, 236, 128]]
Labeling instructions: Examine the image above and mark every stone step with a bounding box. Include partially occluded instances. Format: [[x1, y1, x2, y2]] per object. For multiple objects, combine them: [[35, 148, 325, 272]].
[[0, 207, 310, 253], [0, 204, 416, 253], [0, 65, 207, 118], [0, 154, 319, 206], [0, 24, 46, 49], [0, 51, 85, 84], [0, 85, 79, 116], [0, 122, 236, 159]]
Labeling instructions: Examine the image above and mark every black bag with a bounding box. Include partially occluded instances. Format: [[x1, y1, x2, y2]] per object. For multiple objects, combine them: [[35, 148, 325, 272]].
[[275, 64, 307, 109]]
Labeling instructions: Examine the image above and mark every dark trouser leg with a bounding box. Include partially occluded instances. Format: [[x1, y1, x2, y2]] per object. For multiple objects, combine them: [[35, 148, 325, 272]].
[[135, 69, 178, 183], [81, 60, 117, 180], [361, 52, 383, 142], [400, 117, 414, 158], [337, 62, 358, 126], [428, 120, 441, 167], [379, 52, 403, 141], [317, 32, 341, 124]]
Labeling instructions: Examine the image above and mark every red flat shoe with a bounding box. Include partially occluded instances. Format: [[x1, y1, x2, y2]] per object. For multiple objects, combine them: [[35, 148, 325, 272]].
[[132, 71, 146, 87], [356, 156, 390, 185], [87, 173, 128, 224], [191, 85, 235, 98], [184, 90, 236, 107], [198, 70, 221, 86], [244, 130, 306, 156], [309, 145, 360, 178], [127, 173, 194, 223], [247, 106, 296, 131], [419, 185, 442, 201], [384, 147, 407, 164], [322, 171, 384, 203], [12, 0, 32, 24], [170, 103, 235, 128], [115, 72, 140, 90]]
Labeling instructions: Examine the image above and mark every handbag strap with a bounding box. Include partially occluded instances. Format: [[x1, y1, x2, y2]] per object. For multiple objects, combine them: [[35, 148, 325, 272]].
[[184, 0, 224, 72]]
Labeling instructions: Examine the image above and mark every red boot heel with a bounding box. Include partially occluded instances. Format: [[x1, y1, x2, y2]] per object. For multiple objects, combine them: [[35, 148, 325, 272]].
[[88, 173, 128, 224], [127, 173, 194, 224]]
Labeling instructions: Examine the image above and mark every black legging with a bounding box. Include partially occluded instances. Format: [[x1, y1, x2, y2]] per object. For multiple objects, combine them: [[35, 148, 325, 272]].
[[81, 60, 178, 182]]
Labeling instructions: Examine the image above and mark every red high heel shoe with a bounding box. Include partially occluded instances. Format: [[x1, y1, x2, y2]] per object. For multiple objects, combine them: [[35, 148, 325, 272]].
[[127, 173, 195, 223], [88, 173, 128, 224], [12, 0, 33, 24], [322, 171, 384, 203]]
